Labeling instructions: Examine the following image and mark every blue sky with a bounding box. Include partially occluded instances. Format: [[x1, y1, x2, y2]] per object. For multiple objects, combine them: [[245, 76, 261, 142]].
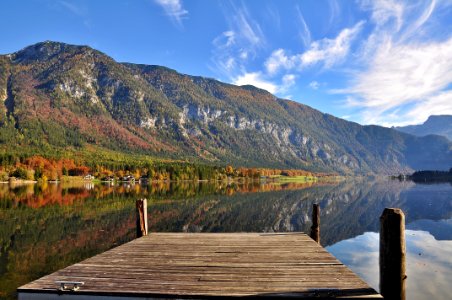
[[1, 0, 452, 126]]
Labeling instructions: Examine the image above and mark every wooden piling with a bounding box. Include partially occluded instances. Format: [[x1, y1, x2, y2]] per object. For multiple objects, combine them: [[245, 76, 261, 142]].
[[136, 198, 148, 237], [310, 203, 320, 243], [380, 208, 406, 300]]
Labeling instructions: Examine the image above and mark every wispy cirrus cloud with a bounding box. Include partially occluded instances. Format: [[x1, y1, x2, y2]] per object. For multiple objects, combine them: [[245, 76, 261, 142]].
[[404, 90, 452, 125], [211, 2, 270, 90], [211, 1, 266, 76], [337, 0, 452, 126], [154, 0, 188, 28], [327, 0, 341, 31], [56, 1, 91, 28], [58, 0, 84, 16], [265, 4, 281, 32], [399, 0, 436, 42], [295, 5, 311, 48], [212, 31, 237, 72], [358, 0, 404, 30], [230, 6, 265, 49], [346, 39, 452, 111]]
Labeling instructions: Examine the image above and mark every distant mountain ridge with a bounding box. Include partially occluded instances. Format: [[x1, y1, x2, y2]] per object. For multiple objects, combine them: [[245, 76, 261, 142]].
[[1, 41, 452, 174], [395, 115, 452, 140]]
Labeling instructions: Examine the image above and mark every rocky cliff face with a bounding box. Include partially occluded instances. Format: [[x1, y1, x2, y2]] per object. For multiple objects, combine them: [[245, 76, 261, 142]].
[[1, 41, 452, 174], [395, 115, 452, 141]]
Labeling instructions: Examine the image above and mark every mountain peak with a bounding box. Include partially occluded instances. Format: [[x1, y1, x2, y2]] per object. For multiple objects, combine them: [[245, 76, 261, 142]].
[[425, 115, 452, 124], [11, 41, 96, 63], [395, 115, 452, 140]]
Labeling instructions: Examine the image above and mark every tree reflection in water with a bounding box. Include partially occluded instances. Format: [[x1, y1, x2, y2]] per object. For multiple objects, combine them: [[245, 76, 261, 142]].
[[0, 178, 451, 299]]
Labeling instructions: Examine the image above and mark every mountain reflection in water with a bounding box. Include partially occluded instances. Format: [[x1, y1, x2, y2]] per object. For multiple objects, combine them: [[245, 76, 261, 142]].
[[0, 178, 451, 299]]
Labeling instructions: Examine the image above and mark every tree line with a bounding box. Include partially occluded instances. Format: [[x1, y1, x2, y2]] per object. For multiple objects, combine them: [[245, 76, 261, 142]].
[[0, 153, 328, 182]]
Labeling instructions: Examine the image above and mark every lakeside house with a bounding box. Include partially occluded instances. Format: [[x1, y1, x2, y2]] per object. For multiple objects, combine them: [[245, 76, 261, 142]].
[[102, 175, 115, 182], [121, 175, 135, 182], [83, 174, 95, 180]]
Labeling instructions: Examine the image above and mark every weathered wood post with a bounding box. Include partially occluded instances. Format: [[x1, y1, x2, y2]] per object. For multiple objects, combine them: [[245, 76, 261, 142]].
[[310, 203, 320, 243], [380, 208, 406, 300], [136, 198, 148, 238]]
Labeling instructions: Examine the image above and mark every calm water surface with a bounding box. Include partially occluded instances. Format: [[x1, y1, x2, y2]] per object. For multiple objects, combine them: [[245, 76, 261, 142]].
[[0, 178, 451, 299]]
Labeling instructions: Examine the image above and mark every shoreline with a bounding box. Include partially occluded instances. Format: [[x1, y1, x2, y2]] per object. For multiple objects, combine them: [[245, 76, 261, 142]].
[[0, 175, 342, 185], [0, 180, 38, 184]]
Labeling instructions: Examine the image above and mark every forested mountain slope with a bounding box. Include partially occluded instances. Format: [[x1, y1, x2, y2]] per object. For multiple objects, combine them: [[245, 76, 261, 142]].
[[1, 41, 451, 174]]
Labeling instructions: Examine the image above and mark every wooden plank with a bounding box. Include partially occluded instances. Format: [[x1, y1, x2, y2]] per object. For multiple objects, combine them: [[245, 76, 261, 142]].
[[18, 233, 381, 299]]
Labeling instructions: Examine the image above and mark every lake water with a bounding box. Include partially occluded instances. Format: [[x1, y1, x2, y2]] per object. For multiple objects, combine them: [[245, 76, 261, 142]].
[[0, 178, 451, 299]]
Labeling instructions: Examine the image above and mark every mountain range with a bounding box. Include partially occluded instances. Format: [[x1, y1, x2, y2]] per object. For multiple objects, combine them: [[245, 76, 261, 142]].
[[1, 41, 452, 174], [395, 115, 452, 141]]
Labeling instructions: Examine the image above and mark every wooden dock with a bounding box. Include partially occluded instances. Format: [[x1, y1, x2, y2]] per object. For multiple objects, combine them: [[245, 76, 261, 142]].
[[18, 233, 381, 299]]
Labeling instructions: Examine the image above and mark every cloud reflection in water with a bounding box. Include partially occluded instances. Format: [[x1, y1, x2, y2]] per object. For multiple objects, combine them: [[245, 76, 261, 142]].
[[326, 224, 452, 300]]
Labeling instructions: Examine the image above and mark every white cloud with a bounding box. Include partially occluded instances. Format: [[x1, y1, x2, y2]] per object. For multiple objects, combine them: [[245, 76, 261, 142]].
[[239, 50, 248, 60], [282, 74, 296, 87], [280, 74, 296, 93], [309, 81, 320, 90], [263, 21, 364, 77], [233, 72, 277, 94], [300, 21, 365, 68], [264, 49, 295, 75], [154, 0, 188, 27], [232, 72, 296, 95], [327, 230, 452, 300], [342, 37, 452, 125]]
